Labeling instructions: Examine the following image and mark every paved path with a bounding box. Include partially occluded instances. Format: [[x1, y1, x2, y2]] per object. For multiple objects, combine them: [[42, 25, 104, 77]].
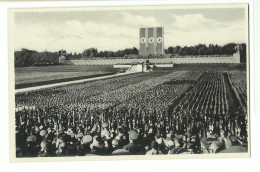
[[15, 71, 140, 94]]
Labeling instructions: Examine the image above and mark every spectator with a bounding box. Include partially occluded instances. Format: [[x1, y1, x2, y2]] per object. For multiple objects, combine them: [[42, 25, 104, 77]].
[[123, 130, 146, 155], [146, 141, 163, 155]]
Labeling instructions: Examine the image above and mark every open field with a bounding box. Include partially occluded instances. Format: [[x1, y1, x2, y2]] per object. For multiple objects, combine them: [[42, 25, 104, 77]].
[[15, 65, 121, 89]]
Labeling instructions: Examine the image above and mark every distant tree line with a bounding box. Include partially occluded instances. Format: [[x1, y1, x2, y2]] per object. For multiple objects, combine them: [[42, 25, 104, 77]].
[[14, 43, 246, 67], [14, 49, 59, 67], [165, 43, 246, 62], [14, 47, 139, 67], [165, 43, 246, 58], [80, 47, 139, 59]]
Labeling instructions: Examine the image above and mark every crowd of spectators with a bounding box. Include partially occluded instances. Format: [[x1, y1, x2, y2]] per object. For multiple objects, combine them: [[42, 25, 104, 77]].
[[15, 105, 248, 157]]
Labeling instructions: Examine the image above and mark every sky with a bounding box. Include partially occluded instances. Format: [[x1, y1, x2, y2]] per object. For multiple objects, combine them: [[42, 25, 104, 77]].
[[13, 6, 248, 53]]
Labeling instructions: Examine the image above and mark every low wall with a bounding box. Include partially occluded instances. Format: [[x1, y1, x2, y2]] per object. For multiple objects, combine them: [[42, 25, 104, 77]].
[[113, 65, 131, 68], [114, 64, 143, 72], [156, 64, 174, 67], [65, 55, 240, 65]]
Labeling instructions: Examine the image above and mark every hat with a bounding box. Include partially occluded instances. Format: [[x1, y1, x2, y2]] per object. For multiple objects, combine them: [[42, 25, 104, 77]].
[[165, 140, 174, 148], [230, 136, 238, 142], [129, 130, 138, 140], [26, 135, 36, 142], [102, 122, 109, 128], [82, 135, 92, 144], [67, 132, 75, 138], [76, 133, 84, 139], [112, 139, 119, 146], [148, 128, 153, 134], [101, 130, 110, 139], [209, 141, 218, 153], [39, 130, 47, 137]]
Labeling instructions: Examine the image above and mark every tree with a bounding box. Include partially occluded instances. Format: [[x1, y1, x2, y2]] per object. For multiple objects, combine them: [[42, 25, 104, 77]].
[[167, 47, 174, 54], [222, 43, 236, 55], [107, 51, 114, 57], [240, 43, 247, 63], [19, 49, 34, 66], [174, 46, 181, 56], [181, 46, 188, 56], [114, 50, 124, 57], [213, 44, 220, 55], [208, 44, 214, 55], [82, 48, 98, 58], [198, 47, 206, 55], [132, 47, 138, 54]]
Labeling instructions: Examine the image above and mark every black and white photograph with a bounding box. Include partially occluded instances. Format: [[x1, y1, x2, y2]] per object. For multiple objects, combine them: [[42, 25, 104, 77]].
[[8, 4, 249, 161]]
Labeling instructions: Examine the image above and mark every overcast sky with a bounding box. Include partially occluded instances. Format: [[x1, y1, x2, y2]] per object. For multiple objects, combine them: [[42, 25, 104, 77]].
[[14, 6, 248, 53]]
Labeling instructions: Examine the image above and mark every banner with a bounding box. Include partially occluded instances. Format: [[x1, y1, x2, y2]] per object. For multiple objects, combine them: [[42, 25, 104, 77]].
[[139, 27, 164, 55]]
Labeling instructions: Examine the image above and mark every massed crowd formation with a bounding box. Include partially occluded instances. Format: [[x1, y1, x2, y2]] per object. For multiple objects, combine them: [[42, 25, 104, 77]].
[[15, 70, 248, 157]]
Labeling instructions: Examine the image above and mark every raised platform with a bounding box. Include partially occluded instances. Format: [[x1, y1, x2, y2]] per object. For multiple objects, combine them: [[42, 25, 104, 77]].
[[66, 55, 240, 65]]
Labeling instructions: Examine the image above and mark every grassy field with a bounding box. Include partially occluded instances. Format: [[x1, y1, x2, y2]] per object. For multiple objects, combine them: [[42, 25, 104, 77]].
[[15, 63, 246, 89], [15, 65, 121, 88]]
